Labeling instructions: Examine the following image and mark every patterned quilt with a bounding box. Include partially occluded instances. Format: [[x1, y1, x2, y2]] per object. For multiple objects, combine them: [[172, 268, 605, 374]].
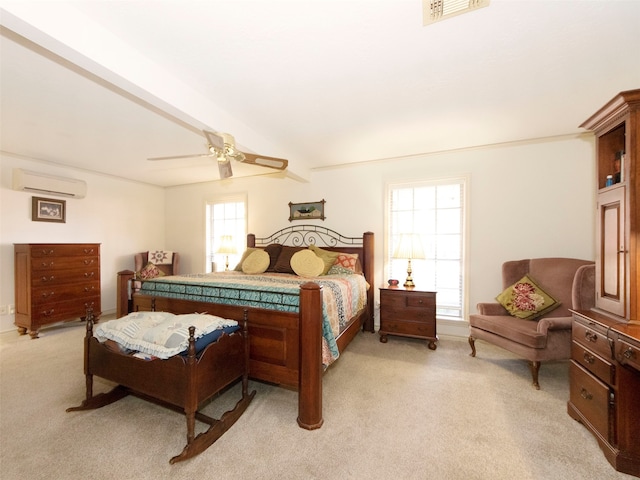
[[138, 271, 368, 365]]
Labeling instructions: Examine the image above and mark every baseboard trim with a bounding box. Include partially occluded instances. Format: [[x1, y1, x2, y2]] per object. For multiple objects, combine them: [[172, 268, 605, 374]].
[[437, 318, 469, 338]]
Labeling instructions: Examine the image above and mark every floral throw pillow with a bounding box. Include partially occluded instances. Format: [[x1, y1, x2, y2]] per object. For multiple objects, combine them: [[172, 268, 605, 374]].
[[137, 262, 164, 280], [496, 274, 560, 320]]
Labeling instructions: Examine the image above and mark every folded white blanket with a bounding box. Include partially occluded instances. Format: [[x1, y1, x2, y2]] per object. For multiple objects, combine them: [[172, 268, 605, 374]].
[[94, 311, 237, 359]]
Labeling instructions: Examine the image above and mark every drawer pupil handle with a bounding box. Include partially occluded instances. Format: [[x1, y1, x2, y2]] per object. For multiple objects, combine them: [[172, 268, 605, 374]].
[[583, 352, 595, 364], [41, 291, 55, 298], [42, 249, 54, 255], [41, 276, 55, 282], [83, 248, 94, 254], [41, 262, 54, 268], [83, 259, 94, 265], [623, 348, 636, 360], [42, 309, 55, 317], [84, 272, 95, 278], [585, 331, 598, 343], [580, 388, 593, 400]]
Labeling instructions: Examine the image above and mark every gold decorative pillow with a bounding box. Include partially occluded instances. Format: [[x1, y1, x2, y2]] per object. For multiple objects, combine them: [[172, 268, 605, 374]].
[[241, 250, 270, 274], [309, 244, 340, 275], [234, 248, 258, 271], [290, 249, 324, 278], [496, 275, 560, 320], [274, 246, 304, 273]]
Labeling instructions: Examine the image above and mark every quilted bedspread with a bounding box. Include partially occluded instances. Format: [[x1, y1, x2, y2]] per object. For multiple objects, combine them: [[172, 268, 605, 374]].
[[138, 271, 368, 365]]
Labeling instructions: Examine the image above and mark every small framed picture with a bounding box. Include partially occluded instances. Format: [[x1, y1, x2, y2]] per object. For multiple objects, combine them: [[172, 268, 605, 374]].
[[288, 199, 326, 222], [32, 197, 66, 223]]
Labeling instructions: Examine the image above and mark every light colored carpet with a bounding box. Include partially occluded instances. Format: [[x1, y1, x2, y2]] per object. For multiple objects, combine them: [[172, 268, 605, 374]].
[[0, 319, 634, 480]]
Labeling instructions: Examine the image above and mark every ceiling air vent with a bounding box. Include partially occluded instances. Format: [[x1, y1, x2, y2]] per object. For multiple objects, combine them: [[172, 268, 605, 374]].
[[423, 0, 490, 26]]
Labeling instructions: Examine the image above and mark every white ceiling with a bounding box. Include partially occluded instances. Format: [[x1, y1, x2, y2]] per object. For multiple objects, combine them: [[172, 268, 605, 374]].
[[1, 1, 639, 187]]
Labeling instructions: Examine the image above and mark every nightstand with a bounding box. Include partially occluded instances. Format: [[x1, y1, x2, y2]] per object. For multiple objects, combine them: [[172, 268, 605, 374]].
[[379, 287, 437, 349]]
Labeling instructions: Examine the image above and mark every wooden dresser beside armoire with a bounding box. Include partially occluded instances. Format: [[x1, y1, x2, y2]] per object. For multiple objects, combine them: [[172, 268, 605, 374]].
[[14, 243, 101, 338], [567, 89, 640, 478]]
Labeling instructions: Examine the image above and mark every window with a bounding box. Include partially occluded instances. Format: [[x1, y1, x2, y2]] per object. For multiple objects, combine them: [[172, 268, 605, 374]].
[[386, 177, 467, 320], [205, 195, 247, 272], [423, 0, 490, 26]]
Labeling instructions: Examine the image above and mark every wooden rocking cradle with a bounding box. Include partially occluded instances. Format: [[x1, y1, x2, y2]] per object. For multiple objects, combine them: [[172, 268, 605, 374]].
[[67, 309, 255, 464]]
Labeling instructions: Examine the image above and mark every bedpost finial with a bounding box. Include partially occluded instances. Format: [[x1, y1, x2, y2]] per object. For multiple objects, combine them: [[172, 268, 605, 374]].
[[187, 326, 197, 358], [85, 307, 95, 336]]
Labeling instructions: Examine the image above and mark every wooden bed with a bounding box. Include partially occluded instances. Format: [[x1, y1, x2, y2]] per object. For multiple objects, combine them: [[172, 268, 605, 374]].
[[67, 308, 256, 464], [116, 225, 375, 429]]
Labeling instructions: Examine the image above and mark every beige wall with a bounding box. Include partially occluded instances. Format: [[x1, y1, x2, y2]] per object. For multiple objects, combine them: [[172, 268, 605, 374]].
[[0, 153, 166, 332], [164, 133, 596, 335], [0, 133, 596, 335]]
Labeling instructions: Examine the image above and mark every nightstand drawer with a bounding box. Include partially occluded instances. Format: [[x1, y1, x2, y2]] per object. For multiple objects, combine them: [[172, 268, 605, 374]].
[[380, 291, 435, 308], [406, 295, 435, 308], [381, 318, 436, 338]]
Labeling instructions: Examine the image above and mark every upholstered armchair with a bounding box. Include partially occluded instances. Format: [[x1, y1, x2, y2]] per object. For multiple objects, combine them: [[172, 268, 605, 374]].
[[468, 258, 595, 389], [134, 250, 180, 277], [132, 250, 180, 293]]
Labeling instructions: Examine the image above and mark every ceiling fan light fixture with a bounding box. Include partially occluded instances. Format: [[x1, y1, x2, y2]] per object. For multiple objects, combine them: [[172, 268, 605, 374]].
[[150, 129, 288, 178], [423, 0, 489, 26]]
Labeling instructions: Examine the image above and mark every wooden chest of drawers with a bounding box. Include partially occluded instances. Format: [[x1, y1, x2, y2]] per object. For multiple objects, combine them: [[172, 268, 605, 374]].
[[14, 243, 101, 338], [378, 287, 437, 350], [568, 310, 640, 477]]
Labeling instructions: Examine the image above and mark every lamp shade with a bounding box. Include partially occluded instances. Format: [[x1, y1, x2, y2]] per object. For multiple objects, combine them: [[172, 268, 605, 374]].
[[393, 233, 425, 260], [215, 235, 237, 254]]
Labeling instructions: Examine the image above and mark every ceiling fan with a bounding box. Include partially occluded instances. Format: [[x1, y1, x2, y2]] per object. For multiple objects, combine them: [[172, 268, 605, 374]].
[[148, 130, 288, 179]]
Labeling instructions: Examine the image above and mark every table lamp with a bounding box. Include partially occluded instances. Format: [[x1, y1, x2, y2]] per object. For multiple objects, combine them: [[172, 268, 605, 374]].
[[216, 235, 237, 271], [393, 233, 425, 288]]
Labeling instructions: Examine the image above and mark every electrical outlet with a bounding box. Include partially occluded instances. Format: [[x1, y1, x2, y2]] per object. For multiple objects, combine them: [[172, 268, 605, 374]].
[[9, 305, 15, 315], [0, 305, 8, 315]]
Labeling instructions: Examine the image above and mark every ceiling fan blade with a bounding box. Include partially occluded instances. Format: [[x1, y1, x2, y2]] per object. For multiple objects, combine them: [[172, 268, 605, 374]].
[[203, 130, 225, 151], [148, 153, 213, 161], [241, 152, 288, 170], [218, 159, 233, 179]]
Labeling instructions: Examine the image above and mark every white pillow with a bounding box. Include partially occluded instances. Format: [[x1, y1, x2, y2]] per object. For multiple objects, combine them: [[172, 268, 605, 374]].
[[290, 249, 324, 278], [241, 249, 270, 274]]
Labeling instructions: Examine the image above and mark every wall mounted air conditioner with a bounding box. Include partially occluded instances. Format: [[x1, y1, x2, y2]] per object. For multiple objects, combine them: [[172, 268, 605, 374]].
[[12, 168, 87, 199]]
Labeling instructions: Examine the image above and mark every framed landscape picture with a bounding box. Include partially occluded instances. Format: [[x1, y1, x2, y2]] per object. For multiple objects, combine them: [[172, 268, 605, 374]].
[[32, 196, 66, 223], [288, 199, 325, 222]]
